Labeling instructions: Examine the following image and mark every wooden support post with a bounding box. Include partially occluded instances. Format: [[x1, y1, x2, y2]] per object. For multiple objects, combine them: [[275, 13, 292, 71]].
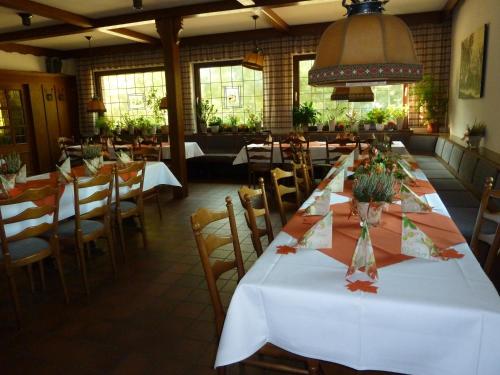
[[156, 16, 188, 198]]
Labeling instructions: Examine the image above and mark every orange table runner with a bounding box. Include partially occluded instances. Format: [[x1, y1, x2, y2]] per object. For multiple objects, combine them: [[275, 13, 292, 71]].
[[282, 202, 465, 269]]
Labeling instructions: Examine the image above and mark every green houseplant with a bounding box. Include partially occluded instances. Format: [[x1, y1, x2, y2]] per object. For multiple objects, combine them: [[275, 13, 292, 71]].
[[366, 108, 388, 131], [228, 115, 239, 132], [208, 116, 222, 134], [95, 115, 115, 136], [325, 102, 348, 131], [388, 106, 408, 130], [464, 120, 486, 149], [410, 75, 447, 133], [293, 102, 319, 131], [196, 99, 217, 133]]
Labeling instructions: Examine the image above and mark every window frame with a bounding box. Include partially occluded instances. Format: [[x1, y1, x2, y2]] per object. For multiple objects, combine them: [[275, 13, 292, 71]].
[[95, 66, 166, 121], [292, 54, 410, 127]]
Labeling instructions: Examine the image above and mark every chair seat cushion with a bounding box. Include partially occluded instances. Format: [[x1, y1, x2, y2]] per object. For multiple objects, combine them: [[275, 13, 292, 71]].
[[57, 219, 104, 237], [0, 237, 50, 261], [112, 201, 137, 212], [428, 178, 466, 191], [424, 169, 455, 179], [447, 207, 497, 241], [439, 191, 479, 208]]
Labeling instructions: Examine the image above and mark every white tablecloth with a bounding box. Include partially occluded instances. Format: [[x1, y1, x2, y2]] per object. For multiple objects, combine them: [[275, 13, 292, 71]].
[[232, 141, 403, 165], [2, 162, 180, 238], [216, 151, 500, 374]]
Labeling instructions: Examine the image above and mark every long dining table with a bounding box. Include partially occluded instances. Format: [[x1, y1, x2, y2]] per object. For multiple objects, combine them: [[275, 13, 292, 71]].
[[215, 147, 500, 375], [1, 161, 180, 238]]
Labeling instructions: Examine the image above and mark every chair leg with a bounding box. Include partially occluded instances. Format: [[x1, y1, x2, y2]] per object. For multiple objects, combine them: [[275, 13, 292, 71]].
[[116, 216, 127, 261], [76, 239, 90, 296], [54, 254, 69, 304], [138, 211, 148, 250], [26, 264, 35, 293], [105, 224, 117, 278], [6, 269, 21, 328], [216, 366, 226, 375], [155, 189, 163, 220], [39, 260, 46, 292], [484, 227, 500, 276], [307, 359, 321, 375]]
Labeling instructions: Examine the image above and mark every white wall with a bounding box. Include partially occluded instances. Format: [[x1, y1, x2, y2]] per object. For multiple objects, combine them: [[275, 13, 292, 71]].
[[448, 0, 500, 153], [0, 50, 76, 75]]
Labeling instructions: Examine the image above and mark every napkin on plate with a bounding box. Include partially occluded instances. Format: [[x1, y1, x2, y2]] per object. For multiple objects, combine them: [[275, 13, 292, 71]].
[[398, 160, 417, 183], [401, 214, 440, 259], [297, 211, 332, 249], [116, 150, 132, 165], [346, 221, 378, 280], [400, 184, 432, 213], [57, 158, 73, 183], [304, 188, 331, 216], [15, 164, 27, 184], [325, 167, 345, 193]]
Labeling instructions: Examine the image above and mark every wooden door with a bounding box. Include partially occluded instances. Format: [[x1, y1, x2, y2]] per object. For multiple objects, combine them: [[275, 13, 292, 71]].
[[0, 83, 35, 173]]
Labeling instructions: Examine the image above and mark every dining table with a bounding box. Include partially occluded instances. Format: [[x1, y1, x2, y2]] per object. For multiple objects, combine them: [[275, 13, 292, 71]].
[[215, 147, 500, 375], [1, 161, 180, 238], [232, 140, 398, 165]]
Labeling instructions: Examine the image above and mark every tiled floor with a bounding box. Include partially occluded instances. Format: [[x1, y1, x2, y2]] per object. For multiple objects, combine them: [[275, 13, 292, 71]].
[[0, 183, 422, 374]]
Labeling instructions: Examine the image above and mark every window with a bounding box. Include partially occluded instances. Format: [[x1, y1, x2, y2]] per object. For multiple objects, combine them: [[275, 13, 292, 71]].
[[96, 68, 167, 124], [194, 61, 263, 126], [0, 89, 27, 145], [293, 55, 405, 123]]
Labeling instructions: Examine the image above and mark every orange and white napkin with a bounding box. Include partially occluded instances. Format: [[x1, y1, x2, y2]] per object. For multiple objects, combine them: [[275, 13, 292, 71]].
[[400, 184, 432, 213], [83, 156, 104, 176], [57, 158, 73, 183], [398, 160, 417, 183], [266, 134, 273, 143], [116, 150, 132, 165], [15, 164, 27, 184], [325, 167, 345, 193], [304, 189, 331, 216], [297, 211, 332, 249], [401, 214, 440, 259], [0, 173, 16, 193], [346, 221, 378, 280]]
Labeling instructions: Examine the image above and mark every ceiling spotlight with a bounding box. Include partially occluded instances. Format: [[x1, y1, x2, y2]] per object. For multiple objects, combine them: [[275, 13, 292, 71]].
[[18, 13, 32, 27], [133, 0, 143, 10]]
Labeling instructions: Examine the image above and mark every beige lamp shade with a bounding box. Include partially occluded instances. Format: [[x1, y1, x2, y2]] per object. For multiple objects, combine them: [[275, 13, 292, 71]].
[[331, 87, 350, 101], [87, 97, 106, 113], [348, 86, 374, 102], [309, 9, 423, 86], [242, 48, 264, 71], [159, 96, 168, 110]]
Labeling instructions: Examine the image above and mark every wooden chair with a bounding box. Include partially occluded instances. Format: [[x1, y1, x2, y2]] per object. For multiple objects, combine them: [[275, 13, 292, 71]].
[[245, 139, 274, 187], [57, 173, 116, 295], [279, 136, 309, 165], [325, 138, 355, 163], [0, 185, 68, 327], [470, 177, 500, 275], [113, 162, 147, 260], [238, 178, 274, 257], [59, 136, 83, 165], [112, 137, 134, 160], [271, 167, 301, 226], [292, 157, 313, 201], [133, 147, 163, 219], [190, 197, 320, 375]]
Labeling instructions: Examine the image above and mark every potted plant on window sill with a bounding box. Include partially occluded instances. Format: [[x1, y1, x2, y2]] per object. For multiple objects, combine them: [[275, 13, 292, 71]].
[[366, 108, 388, 131], [352, 171, 395, 226], [208, 116, 222, 134], [388, 106, 408, 130], [196, 99, 217, 134], [293, 101, 319, 132], [463, 120, 486, 149], [95, 115, 115, 137]]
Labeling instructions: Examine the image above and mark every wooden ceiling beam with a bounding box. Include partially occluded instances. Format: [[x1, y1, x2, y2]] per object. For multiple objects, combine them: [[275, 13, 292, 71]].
[[0, 42, 62, 57], [0, 0, 93, 28], [260, 8, 289, 32], [0, 0, 159, 44]]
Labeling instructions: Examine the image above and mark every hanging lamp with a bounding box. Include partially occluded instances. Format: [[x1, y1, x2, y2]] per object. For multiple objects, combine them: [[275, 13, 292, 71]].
[[85, 36, 106, 113], [331, 87, 349, 101], [309, 0, 422, 87], [331, 86, 374, 102], [242, 15, 264, 71]]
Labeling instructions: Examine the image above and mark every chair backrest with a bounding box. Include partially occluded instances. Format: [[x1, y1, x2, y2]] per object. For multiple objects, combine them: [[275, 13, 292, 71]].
[[292, 157, 312, 200], [0, 185, 60, 263], [238, 178, 274, 257], [470, 176, 500, 274], [135, 145, 161, 161], [271, 167, 299, 226], [190, 196, 245, 337], [73, 173, 113, 228], [114, 162, 146, 210], [279, 136, 309, 164], [245, 139, 273, 169]]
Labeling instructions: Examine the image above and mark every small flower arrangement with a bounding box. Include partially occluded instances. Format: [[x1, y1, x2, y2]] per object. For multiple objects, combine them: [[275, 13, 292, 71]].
[[82, 145, 102, 160], [1, 152, 22, 174]]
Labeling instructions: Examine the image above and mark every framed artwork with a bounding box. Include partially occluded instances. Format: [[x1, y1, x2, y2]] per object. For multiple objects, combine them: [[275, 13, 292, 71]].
[[128, 94, 145, 109], [459, 24, 488, 99], [224, 86, 241, 108]]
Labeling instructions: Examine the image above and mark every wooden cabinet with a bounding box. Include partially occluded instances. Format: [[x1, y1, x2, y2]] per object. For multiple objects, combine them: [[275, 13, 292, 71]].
[[0, 70, 78, 174]]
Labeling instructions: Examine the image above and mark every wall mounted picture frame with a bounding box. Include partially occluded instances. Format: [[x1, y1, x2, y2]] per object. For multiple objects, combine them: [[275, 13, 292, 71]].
[[459, 24, 488, 99], [224, 86, 241, 108]]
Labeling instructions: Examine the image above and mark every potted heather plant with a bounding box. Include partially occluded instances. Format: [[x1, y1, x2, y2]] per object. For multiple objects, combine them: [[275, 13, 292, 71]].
[[1, 152, 22, 190], [82, 144, 103, 176], [464, 120, 486, 149], [352, 171, 395, 226]]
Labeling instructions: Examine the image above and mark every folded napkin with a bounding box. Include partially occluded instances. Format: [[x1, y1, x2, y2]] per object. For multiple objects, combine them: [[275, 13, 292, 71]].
[[401, 214, 440, 259], [297, 211, 332, 249], [0, 174, 16, 195], [116, 150, 132, 165], [15, 164, 27, 184], [398, 160, 416, 183], [400, 184, 432, 213], [57, 158, 73, 183], [297, 135, 306, 142], [304, 189, 331, 216], [83, 156, 104, 176], [325, 167, 344, 192], [266, 134, 272, 143], [346, 221, 378, 280]]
